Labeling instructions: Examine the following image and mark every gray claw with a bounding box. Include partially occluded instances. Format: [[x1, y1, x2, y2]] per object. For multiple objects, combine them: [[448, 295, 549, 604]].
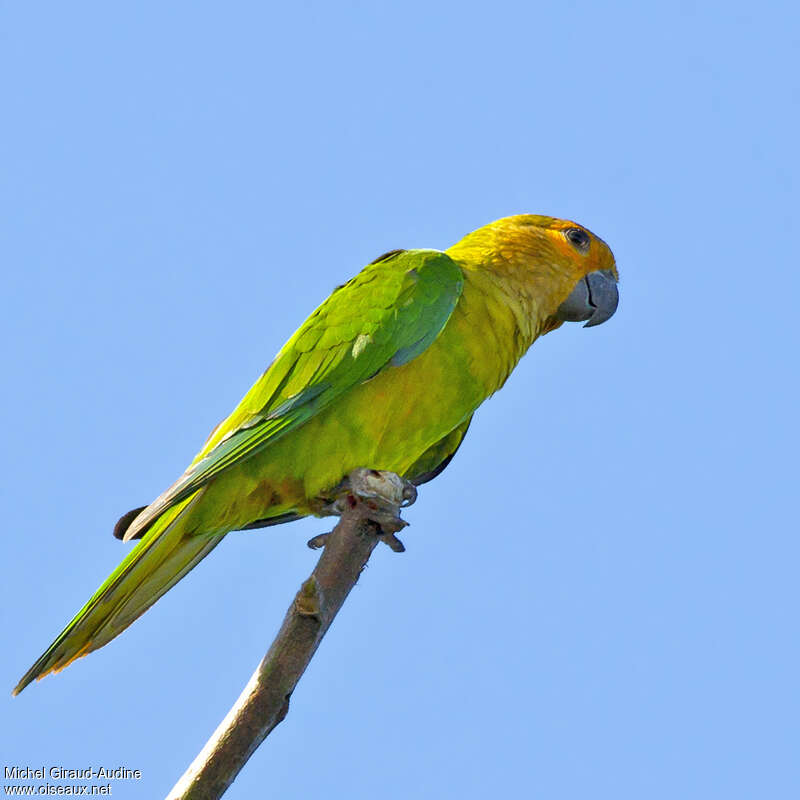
[[401, 482, 418, 507], [378, 531, 406, 552], [306, 532, 331, 550]]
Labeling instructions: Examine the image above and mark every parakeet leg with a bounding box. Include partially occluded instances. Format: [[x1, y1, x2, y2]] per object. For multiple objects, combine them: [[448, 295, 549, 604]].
[[307, 469, 416, 552]]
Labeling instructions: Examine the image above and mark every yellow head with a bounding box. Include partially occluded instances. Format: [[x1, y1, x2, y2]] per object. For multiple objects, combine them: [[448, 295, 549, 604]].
[[447, 214, 619, 334]]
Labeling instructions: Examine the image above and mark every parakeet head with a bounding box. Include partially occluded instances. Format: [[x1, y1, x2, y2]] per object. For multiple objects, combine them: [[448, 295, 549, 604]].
[[447, 214, 619, 332]]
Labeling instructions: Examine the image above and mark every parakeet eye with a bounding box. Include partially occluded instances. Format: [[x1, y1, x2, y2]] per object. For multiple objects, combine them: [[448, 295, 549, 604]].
[[564, 227, 590, 253]]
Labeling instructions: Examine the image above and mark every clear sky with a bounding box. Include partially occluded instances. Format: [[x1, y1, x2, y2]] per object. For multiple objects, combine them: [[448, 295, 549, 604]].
[[2, 1, 798, 798]]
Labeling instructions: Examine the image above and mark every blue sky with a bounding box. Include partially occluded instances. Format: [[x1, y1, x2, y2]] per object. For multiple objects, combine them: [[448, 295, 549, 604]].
[[2, 1, 798, 798]]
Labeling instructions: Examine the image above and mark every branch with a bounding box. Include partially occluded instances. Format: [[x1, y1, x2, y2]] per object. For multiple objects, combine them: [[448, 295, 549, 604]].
[[167, 469, 414, 800]]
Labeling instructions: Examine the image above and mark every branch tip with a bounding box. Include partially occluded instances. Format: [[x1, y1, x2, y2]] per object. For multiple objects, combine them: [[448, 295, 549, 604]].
[[168, 468, 416, 800]]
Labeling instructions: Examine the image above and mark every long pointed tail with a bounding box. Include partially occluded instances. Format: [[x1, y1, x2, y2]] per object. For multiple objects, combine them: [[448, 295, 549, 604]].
[[14, 491, 222, 695]]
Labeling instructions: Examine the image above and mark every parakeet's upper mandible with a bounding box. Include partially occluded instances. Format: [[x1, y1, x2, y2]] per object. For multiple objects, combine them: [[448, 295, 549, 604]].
[[14, 214, 619, 695]]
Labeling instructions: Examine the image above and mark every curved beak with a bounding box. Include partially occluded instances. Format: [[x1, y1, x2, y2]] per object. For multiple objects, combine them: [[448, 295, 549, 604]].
[[556, 269, 619, 328]]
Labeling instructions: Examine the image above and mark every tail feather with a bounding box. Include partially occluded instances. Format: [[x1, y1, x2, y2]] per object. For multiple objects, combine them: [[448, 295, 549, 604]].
[[14, 491, 222, 695]]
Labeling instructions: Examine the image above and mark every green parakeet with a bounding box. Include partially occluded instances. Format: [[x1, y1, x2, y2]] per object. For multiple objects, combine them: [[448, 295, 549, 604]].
[[14, 214, 618, 694]]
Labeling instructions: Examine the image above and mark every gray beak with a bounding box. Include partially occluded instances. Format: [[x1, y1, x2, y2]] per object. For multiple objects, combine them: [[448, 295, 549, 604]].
[[556, 269, 619, 328]]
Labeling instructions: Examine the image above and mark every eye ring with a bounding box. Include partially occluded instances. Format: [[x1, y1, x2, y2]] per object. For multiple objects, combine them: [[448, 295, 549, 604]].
[[564, 227, 590, 253]]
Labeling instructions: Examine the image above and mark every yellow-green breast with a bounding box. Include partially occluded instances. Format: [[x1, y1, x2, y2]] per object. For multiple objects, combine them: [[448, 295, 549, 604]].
[[192, 260, 536, 530]]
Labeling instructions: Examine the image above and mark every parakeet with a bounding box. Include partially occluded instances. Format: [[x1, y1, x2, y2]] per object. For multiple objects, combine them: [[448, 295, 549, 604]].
[[14, 214, 619, 695]]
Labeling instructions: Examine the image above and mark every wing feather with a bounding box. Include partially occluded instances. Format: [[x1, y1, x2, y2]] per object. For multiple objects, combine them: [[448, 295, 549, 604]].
[[123, 249, 463, 541]]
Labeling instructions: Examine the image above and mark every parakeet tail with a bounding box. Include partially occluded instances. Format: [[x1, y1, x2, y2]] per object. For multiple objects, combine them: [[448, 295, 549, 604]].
[[13, 491, 221, 695]]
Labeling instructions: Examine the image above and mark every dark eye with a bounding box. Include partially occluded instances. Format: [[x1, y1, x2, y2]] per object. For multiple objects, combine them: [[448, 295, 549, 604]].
[[564, 227, 590, 253]]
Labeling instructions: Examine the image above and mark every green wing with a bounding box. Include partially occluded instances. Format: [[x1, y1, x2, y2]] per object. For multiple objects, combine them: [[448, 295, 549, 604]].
[[123, 249, 463, 540]]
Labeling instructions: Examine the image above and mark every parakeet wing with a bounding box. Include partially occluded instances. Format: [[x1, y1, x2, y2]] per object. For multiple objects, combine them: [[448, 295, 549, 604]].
[[123, 249, 463, 540]]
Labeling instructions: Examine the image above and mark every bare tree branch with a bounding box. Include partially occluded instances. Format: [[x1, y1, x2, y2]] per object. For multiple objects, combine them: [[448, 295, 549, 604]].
[[167, 469, 414, 800]]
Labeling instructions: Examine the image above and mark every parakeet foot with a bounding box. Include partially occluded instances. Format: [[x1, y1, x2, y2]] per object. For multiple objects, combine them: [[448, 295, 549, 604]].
[[307, 469, 416, 552]]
